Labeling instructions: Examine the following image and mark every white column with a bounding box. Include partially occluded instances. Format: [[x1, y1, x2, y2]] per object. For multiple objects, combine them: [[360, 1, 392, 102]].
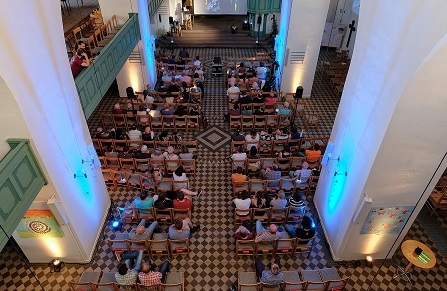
[[278, 0, 329, 97], [315, 0, 447, 260], [0, 1, 110, 262], [137, 0, 158, 87]]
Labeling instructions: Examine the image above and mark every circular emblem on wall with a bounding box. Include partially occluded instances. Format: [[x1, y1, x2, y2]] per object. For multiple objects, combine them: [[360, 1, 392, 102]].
[[28, 220, 51, 234]]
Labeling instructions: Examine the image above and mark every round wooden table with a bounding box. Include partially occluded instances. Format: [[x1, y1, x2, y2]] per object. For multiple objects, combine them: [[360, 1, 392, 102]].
[[401, 240, 436, 272], [394, 240, 436, 288]]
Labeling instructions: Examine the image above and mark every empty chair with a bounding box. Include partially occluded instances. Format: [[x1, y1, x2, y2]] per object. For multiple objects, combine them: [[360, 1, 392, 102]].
[[169, 238, 190, 257], [319, 268, 350, 291], [70, 271, 102, 291], [163, 272, 185, 291], [238, 272, 260, 291], [300, 269, 324, 290], [154, 208, 173, 225], [148, 232, 170, 259], [275, 232, 296, 257], [235, 239, 256, 259]]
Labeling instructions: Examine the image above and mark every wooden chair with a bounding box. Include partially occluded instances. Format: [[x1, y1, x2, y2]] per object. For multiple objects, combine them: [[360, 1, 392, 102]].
[[172, 208, 191, 221], [270, 207, 288, 225], [70, 271, 102, 291], [426, 188, 447, 215], [101, 113, 115, 128], [94, 271, 116, 291], [254, 115, 267, 131], [255, 239, 277, 257], [155, 178, 173, 193], [163, 272, 185, 291], [319, 268, 350, 291], [279, 177, 296, 196], [233, 181, 250, 197], [238, 272, 260, 291], [108, 233, 130, 260], [300, 269, 324, 290], [112, 15, 124, 30], [105, 157, 120, 170], [295, 236, 316, 257], [120, 157, 136, 172], [234, 208, 252, 226], [185, 115, 200, 132], [102, 168, 115, 187], [154, 208, 173, 225], [183, 140, 198, 154], [179, 159, 196, 177], [252, 207, 271, 225], [249, 179, 266, 196], [302, 111, 321, 131], [230, 115, 242, 130], [286, 205, 306, 224], [275, 232, 296, 257], [126, 172, 143, 191], [235, 239, 255, 259], [282, 271, 306, 291], [148, 232, 170, 259], [169, 238, 190, 257], [241, 115, 254, 132], [86, 35, 102, 56]]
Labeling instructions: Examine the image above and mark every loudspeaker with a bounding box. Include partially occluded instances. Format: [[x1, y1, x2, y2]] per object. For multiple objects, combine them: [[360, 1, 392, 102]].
[[257, 15, 262, 25], [126, 87, 135, 99], [159, 14, 162, 23], [169, 16, 174, 25], [294, 86, 303, 99]]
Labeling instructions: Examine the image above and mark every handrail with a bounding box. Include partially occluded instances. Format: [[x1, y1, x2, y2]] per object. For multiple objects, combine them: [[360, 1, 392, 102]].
[[148, 0, 164, 19], [75, 14, 141, 119]]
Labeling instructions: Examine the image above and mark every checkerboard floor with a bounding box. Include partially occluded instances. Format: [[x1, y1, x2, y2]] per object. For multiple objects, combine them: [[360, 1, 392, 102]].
[[1, 48, 447, 291]]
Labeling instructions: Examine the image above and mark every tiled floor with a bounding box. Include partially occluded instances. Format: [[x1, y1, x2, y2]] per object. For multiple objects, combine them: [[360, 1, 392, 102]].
[[1, 48, 447, 291]]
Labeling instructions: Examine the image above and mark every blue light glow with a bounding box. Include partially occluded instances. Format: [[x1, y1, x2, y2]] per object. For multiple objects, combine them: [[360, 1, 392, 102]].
[[328, 171, 347, 213], [112, 221, 119, 228], [274, 1, 293, 85], [136, 2, 157, 86]]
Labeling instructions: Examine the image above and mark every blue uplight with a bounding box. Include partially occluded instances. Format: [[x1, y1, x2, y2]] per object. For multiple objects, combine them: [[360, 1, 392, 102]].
[[111, 219, 122, 231]]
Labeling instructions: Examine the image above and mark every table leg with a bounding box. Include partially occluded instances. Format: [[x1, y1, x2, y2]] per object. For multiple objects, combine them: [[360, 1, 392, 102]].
[[404, 262, 413, 273], [393, 264, 414, 289]]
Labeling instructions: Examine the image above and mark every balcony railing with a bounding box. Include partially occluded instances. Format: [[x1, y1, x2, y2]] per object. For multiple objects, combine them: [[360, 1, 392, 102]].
[[148, 0, 164, 19], [75, 14, 141, 119], [0, 139, 47, 251], [248, 0, 281, 13]]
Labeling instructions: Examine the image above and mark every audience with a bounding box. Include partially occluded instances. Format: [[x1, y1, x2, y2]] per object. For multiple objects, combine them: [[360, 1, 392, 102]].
[[115, 250, 143, 285], [138, 260, 171, 287], [305, 143, 322, 163], [168, 218, 200, 240], [255, 258, 284, 287], [231, 167, 247, 183], [285, 215, 315, 243], [70, 48, 91, 78], [233, 190, 251, 216]]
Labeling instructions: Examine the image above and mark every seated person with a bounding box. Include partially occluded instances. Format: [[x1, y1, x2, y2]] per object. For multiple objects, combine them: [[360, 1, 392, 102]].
[[264, 92, 276, 109], [151, 148, 165, 160], [128, 125, 142, 147], [134, 145, 151, 159], [284, 215, 315, 243], [70, 48, 91, 78], [179, 147, 195, 159], [241, 105, 253, 116], [255, 221, 281, 242], [119, 146, 134, 159], [289, 127, 301, 140], [233, 221, 253, 240], [141, 126, 155, 141], [289, 162, 312, 184], [275, 128, 289, 140], [160, 103, 175, 121], [231, 146, 247, 167], [228, 102, 241, 116], [233, 190, 251, 216], [112, 103, 127, 114], [173, 191, 192, 210], [260, 164, 282, 181], [305, 144, 322, 163], [276, 101, 291, 115], [231, 130, 245, 141], [254, 258, 284, 287], [251, 191, 270, 209], [154, 191, 174, 209], [270, 190, 288, 209], [104, 145, 119, 158], [138, 260, 171, 287], [231, 167, 247, 184], [168, 217, 200, 240], [245, 129, 260, 150], [227, 84, 241, 96], [139, 89, 155, 105], [115, 250, 143, 285], [174, 105, 188, 116], [129, 219, 160, 240], [288, 188, 305, 208]]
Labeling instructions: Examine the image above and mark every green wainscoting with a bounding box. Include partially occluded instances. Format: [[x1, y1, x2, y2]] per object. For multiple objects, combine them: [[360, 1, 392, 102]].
[[75, 14, 141, 119], [248, 0, 282, 13], [0, 139, 47, 251]]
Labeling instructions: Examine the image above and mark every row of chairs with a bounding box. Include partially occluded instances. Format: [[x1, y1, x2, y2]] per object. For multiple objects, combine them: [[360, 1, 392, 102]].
[[103, 170, 194, 191], [94, 139, 197, 154], [108, 233, 190, 261], [238, 268, 349, 291], [235, 232, 315, 259], [100, 155, 196, 173], [118, 207, 191, 225], [232, 157, 321, 175], [100, 113, 201, 133], [230, 113, 292, 132], [232, 176, 320, 197], [70, 270, 184, 291], [231, 138, 327, 157], [234, 205, 306, 226]]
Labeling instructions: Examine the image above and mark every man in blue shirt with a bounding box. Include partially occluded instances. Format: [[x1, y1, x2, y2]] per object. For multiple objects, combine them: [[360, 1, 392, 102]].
[[255, 258, 284, 286]]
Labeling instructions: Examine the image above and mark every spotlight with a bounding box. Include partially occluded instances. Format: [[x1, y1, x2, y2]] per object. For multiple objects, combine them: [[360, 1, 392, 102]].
[[365, 256, 373, 267], [111, 218, 122, 231], [49, 258, 64, 272], [353, 260, 362, 267]]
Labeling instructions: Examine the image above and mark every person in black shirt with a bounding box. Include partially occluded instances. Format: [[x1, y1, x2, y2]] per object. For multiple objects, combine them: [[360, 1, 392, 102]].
[[284, 215, 315, 243]]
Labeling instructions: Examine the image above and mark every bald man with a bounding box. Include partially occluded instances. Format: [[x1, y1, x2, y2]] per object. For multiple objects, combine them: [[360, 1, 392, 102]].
[[255, 220, 282, 242], [129, 219, 159, 241]]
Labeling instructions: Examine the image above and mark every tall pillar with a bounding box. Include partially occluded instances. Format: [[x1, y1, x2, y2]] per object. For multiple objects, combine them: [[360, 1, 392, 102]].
[[315, 0, 447, 260], [277, 0, 329, 96], [137, 0, 158, 87], [0, 2, 110, 262]]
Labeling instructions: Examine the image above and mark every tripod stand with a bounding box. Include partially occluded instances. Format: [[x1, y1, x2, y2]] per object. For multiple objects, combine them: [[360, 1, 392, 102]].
[[167, 25, 180, 52], [252, 19, 266, 51]]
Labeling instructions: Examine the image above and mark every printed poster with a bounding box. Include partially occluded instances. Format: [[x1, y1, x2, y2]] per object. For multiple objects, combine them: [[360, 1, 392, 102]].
[[17, 209, 64, 238], [360, 206, 414, 235]]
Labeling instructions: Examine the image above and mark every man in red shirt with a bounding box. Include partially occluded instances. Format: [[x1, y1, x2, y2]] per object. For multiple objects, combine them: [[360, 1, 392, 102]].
[[173, 192, 192, 210], [70, 48, 90, 78]]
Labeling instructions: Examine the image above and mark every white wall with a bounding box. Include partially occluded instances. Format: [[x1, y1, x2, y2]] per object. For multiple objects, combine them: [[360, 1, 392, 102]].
[[0, 1, 110, 263], [279, 0, 330, 96], [99, 0, 138, 26], [315, 0, 447, 260]]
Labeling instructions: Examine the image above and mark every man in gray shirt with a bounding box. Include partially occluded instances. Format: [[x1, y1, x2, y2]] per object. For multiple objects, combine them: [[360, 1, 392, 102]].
[[168, 218, 200, 240], [255, 258, 284, 286], [129, 219, 159, 241]]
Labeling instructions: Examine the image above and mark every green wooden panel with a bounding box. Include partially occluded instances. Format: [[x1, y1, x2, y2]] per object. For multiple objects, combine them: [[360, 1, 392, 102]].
[[148, 0, 164, 19], [248, 0, 281, 13], [75, 14, 141, 119], [0, 139, 47, 251]]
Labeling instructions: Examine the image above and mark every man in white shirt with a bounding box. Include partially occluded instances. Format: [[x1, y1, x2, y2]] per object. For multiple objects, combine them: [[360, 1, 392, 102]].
[[128, 125, 142, 147], [231, 146, 247, 168], [245, 129, 260, 150], [227, 84, 241, 96]]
